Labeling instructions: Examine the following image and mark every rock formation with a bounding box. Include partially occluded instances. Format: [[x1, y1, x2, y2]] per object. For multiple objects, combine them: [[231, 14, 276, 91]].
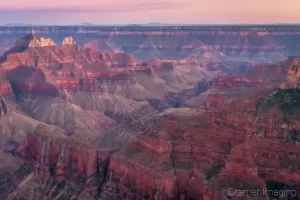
[[1, 32, 300, 200], [10, 90, 300, 199], [62, 36, 77, 46], [281, 57, 300, 89], [0, 33, 139, 70], [15, 33, 56, 48], [212, 76, 264, 88], [0, 68, 13, 96], [1, 26, 300, 63], [149, 58, 198, 69], [0, 34, 210, 107], [205, 94, 225, 110]]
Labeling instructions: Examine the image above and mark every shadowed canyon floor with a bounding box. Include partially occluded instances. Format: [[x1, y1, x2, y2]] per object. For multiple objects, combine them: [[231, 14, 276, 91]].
[[0, 26, 299, 200]]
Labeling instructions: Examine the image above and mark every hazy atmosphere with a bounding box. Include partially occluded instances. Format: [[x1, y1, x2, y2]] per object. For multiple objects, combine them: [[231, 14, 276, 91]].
[[1, 0, 300, 199], [1, 0, 300, 25]]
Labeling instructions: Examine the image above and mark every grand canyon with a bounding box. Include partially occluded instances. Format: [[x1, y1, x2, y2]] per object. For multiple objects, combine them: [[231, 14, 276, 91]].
[[0, 25, 299, 200]]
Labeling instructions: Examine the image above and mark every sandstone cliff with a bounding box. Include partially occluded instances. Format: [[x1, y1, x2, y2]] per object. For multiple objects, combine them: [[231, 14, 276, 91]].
[[281, 57, 300, 89]]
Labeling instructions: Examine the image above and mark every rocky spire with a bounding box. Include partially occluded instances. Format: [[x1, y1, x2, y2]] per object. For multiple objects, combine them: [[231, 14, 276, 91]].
[[14, 33, 56, 48], [281, 57, 300, 89], [62, 36, 78, 47]]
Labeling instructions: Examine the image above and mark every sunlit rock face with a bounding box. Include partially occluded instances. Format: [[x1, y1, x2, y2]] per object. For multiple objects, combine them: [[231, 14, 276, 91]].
[[62, 36, 77, 47], [0, 34, 139, 70], [15, 33, 56, 48], [281, 57, 300, 89]]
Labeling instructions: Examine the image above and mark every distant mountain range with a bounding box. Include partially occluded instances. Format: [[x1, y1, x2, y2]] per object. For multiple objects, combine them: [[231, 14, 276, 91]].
[[0, 22, 191, 27], [0, 23, 36, 27], [1, 22, 300, 27], [73, 22, 186, 26], [73, 22, 98, 26]]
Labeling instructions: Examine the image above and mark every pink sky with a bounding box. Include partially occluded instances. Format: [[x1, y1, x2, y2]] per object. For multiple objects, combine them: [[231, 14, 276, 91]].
[[1, 0, 300, 25]]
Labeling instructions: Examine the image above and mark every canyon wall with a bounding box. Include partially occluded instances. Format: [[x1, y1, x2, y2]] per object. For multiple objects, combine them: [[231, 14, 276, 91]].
[[12, 95, 300, 200], [1, 31, 300, 200], [1, 26, 300, 61], [281, 57, 300, 88]]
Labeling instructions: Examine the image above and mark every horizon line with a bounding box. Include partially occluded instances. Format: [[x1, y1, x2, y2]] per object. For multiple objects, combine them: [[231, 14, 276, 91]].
[[1, 23, 300, 27]]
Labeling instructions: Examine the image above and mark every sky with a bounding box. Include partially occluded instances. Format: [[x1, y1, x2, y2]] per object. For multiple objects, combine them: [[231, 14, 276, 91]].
[[0, 0, 300, 25]]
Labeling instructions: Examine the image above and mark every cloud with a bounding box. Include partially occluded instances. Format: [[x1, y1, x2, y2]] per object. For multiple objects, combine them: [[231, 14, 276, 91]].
[[1, 0, 299, 24], [0, 0, 197, 12]]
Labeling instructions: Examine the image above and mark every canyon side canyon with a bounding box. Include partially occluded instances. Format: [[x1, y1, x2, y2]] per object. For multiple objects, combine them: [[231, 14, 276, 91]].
[[0, 25, 299, 200]]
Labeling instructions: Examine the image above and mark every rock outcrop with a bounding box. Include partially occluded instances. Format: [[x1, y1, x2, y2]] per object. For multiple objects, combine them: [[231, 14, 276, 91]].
[[149, 58, 198, 69], [0, 33, 139, 70], [281, 57, 300, 89], [14, 33, 56, 48], [62, 36, 77, 46], [0, 68, 13, 96], [185, 56, 296, 109], [205, 94, 225, 110], [212, 76, 264, 88]]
